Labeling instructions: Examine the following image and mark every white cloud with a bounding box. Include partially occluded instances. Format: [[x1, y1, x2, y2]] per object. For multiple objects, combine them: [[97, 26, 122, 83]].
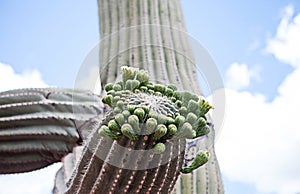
[[0, 62, 60, 194], [216, 5, 300, 194], [0, 62, 48, 92], [0, 164, 62, 194], [225, 62, 259, 90], [75, 63, 101, 94], [266, 5, 300, 68]]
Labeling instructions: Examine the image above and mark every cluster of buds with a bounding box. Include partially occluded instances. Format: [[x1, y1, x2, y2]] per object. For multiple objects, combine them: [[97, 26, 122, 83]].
[[99, 66, 212, 173]]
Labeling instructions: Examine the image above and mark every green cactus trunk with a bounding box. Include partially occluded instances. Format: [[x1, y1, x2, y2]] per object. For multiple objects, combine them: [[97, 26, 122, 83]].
[[95, 0, 224, 193], [0, 0, 224, 193]]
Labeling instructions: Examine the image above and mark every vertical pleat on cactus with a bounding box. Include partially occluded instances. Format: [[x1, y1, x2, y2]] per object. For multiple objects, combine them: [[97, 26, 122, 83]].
[[95, 0, 224, 193], [0, 0, 224, 193], [61, 65, 220, 193], [0, 88, 103, 174]]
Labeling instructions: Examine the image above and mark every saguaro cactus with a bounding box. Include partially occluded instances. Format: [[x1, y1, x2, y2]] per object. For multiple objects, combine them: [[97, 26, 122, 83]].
[[0, 0, 224, 193], [96, 0, 224, 193]]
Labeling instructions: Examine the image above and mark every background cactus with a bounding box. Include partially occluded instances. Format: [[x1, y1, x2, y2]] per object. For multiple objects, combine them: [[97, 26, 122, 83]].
[[0, 0, 224, 193], [96, 0, 224, 193]]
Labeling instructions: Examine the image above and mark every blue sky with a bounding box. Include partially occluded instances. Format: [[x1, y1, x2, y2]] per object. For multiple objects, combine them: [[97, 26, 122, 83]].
[[1, 1, 300, 194]]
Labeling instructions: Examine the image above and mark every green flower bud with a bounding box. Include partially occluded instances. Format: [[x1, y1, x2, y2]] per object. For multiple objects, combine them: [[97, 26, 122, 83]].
[[98, 125, 109, 136], [146, 118, 157, 134], [125, 80, 138, 91], [175, 100, 182, 107], [122, 110, 131, 119], [108, 120, 121, 132], [113, 84, 122, 91], [166, 117, 175, 125], [137, 69, 149, 84], [115, 113, 125, 126], [114, 107, 122, 114], [122, 90, 131, 95], [165, 87, 174, 97], [107, 90, 115, 96], [167, 124, 177, 136], [157, 114, 167, 124], [167, 84, 177, 91], [172, 122, 196, 140], [155, 91, 162, 96], [187, 100, 199, 113], [181, 151, 210, 173], [121, 66, 137, 83], [134, 108, 145, 122], [132, 80, 140, 90], [128, 105, 136, 114], [102, 95, 114, 107], [114, 91, 122, 96], [128, 115, 140, 134], [173, 91, 181, 100], [186, 113, 197, 125], [121, 124, 138, 140], [179, 91, 199, 106], [153, 124, 167, 141], [148, 89, 155, 94], [179, 107, 188, 116], [154, 84, 165, 93], [134, 89, 141, 93], [192, 117, 207, 131], [196, 125, 210, 137], [141, 105, 150, 114], [113, 96, 121, 103], [171, 97, 177, 102], [199, 98, 212, 117], [147, 83, 154, 90], [98, 125, 121, 140], [116, 100, 125, 109], [140, 86, 148, 92], [152, 143, 166, 154], [180, 122, 196, 139], [105, 83, 114, 92], [175, 115, 185, 127]]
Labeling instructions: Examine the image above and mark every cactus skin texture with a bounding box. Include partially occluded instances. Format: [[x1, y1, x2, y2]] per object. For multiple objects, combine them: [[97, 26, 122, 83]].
[[62, 66, 212, 194], [0, 1, 224, 193], [0, 88, 103, 174]]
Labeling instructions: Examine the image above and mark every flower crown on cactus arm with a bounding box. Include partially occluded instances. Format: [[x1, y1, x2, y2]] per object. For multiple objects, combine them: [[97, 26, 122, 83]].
[[100, 66, 211, 173]]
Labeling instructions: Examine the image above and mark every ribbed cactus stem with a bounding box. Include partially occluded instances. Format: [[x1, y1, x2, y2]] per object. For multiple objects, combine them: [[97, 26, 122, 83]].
[[97, 1, 224, 193], [0, 88, 103, 174], [63, 67, 212, 193]]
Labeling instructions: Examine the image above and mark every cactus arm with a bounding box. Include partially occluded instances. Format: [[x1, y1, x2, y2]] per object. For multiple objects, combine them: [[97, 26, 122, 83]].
[[0, 88, 103, 174]]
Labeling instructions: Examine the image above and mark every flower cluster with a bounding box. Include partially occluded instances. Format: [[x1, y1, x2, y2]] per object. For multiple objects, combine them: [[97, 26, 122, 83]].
[[99, 66, 212, 172]]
